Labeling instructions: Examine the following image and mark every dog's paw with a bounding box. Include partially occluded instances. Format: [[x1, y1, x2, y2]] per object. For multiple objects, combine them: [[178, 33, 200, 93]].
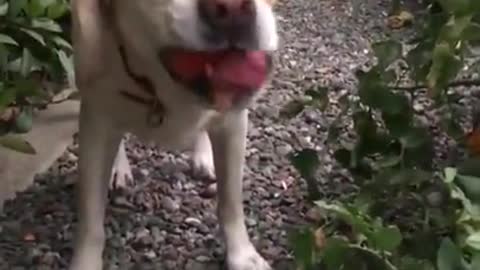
[[191, 134, 216, 180], [227, 245, 271, 270], [192, 149, 216, 179], [110, 151, 134, 189], [69, 248, 103, 270]]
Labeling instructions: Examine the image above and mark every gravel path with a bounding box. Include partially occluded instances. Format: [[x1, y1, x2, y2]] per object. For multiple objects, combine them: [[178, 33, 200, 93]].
[[0, 1, 400, 269]]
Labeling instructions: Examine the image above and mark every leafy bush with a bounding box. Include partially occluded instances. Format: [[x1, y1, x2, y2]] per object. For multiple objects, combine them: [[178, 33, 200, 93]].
[[0, 0, 73, 154], [287, 1, 480, 270]]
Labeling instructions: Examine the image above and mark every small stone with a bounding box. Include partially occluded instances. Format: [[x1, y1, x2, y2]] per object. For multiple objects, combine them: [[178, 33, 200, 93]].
[[195, 255, 210, 262], [151, 226, 164, 243], [40, 251, 59, 265], [165, 260, 177, 270], [275, 144, 293, 156], [67, 152, 78, 162], [164, 245, 179, 259], [140, 168, 150, 176], [200, 183, 217, 198], [186, 259, 209, 270], [246, 217, 258, 227], [144, 250, 157, 260], [162, 197, 179, 211], [185, 217, 202, 227], [112, 196, 135, 209]]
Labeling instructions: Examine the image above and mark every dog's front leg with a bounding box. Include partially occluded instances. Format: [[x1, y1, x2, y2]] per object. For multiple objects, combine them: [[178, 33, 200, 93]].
[[69, 101, 122, 270], [209, 110, 271, 270]]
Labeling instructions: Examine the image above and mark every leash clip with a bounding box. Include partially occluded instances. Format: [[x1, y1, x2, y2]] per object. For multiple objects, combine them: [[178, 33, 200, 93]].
[[147, 99, 165, 127]]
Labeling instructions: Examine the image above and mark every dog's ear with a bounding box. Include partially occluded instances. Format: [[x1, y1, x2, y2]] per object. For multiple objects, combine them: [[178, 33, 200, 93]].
[[71, 0, 113, 89]]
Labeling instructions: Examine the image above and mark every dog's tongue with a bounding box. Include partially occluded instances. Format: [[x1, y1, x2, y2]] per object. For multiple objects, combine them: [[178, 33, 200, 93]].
[[166, 50, 269, 111]]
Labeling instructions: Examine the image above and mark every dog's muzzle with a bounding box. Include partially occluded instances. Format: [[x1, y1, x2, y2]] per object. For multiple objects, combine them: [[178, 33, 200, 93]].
[[197, 0, 259, 48], [158, 48, 273, 111]]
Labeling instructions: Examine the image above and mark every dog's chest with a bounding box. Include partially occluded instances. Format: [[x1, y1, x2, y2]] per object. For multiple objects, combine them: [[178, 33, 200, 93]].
[[90, 43, 221, 150]]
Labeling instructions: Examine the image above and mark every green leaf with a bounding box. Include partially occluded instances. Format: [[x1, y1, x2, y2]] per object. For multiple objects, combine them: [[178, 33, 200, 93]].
[[31, 18, 62, 32], [455, 174, 480, 203], [406, 41, 434, 83], [25, 0, 47, 17], [56, 49, 74, 82], [0, 1, 8, 16], [372, 40, 403, 69], [376, 154, 402, 168], [376, 168, 431, 186], [289, 149, 321, 200], [321, 237, 350, 270], [0, 135, 36, 154], [280, 99, 306, 118], [7, 0, 27, 17], [0, 87, 16, 108], [437, 238, 468, 270], [371, 226, 402, 252], [436, 0, 470, 15], [0, 44, 8, 71], [383, 111, 413, 138], [427, 42, 463, 94], [457, 158, 480, 177], [465, 232, 480, 251], [472, 253, 480, 270], [0, 34, 18, 46], [357, 70, 388, 109], [20, 48, 33, 77], [52, 36, 72, 50], [315, 201, 371, 236], [357, 70, 409, 115], [305, 86, 329, 111], [290, 149, 319, 179], [400, 127, 430, 149], [14, 107, 33, 133], [439, 14, 473, 43], [289, 228, 316, 270], [462, 23, 480, 41], [46, 0, 68, 19], [345, 245, 396, 270], [450, 185, 480, 217], [444, 167, 457, 183], [399, 257, 435, 270], [379, 92, 410, 115], [403, 231, 440, 262], [20, 28, 46, 46]]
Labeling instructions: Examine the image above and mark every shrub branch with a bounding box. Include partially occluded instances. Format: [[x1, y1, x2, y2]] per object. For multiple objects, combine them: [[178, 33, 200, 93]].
[[391, 79, 480, 91]]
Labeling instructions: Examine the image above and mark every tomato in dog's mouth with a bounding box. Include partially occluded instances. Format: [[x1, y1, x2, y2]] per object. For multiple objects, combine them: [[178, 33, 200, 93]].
[[158, 48, 273, 111]]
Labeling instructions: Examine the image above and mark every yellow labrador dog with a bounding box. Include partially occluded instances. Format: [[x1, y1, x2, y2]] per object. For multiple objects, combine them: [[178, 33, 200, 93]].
[[70, 0, 278, 269]]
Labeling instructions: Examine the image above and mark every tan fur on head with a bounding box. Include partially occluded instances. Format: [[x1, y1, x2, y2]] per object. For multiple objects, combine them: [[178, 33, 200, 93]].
[[262, 0, 277, 6]]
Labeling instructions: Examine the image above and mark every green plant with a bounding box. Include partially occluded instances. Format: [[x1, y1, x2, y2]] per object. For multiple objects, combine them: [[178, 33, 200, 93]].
[[286, 0, 480, 269], [0, 0, 73, 154]]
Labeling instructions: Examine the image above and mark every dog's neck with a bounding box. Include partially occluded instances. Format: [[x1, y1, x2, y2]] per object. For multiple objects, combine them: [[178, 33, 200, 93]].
[[101, 0, 167, 127]]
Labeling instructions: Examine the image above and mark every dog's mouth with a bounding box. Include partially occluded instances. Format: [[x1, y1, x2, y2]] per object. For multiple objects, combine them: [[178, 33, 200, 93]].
[[158, 48, 273, 111]]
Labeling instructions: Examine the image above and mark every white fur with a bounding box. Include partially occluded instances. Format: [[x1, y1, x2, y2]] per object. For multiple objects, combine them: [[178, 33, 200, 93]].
[[110, 139, 133, 188], [69, 0, 278, 269], [192, 132, 216, 179], [169, 0, 279, 50], [254, 0, 279, 51]]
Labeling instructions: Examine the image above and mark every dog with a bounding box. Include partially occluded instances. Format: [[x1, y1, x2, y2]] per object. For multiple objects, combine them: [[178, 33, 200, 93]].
[[70, 0, 279, 269]]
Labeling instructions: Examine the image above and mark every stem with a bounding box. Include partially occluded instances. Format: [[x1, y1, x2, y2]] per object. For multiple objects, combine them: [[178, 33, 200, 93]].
[[390, 79, 480, 91]]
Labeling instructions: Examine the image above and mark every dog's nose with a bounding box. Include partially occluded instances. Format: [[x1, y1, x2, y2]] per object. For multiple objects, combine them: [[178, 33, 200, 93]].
[[198, 0, 256, 33]]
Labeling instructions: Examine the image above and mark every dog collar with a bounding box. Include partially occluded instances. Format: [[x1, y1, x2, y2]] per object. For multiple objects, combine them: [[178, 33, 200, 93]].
[[117, 45, 165, 127], [102, 0, 166, 127]]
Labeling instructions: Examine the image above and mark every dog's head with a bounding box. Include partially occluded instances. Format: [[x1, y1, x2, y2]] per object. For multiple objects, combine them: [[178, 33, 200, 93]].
[[72, 0, 279, 111]]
